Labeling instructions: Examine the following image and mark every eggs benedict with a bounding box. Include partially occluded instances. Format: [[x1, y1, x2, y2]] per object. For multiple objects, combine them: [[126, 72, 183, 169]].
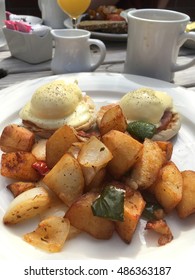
[[19, 79, 96, 138], [119, 88, 181, 141]]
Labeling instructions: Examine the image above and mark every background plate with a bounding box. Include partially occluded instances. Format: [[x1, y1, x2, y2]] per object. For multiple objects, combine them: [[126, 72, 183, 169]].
[[64, 18, 127, 41]]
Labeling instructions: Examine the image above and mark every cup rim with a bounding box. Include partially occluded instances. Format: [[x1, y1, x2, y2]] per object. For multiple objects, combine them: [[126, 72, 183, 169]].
[[51, 28, 90, 38], [127, 8, 190, 23]]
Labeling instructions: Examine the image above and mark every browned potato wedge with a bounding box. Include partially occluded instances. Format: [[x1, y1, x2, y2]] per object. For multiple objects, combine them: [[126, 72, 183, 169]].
[[1, 151, 41, 181], [115, 191, 145, 244], [129, 138, 166, 190], [176, 170, 195, 218], [43, 153, 84, 206], [3, 186, 51, 224], [24, 216, 70, 252], [65, 192, 115, 240], [78, 136, 113, 185], [102, 130, 143, 179], [31, 139, 47, 161], [7, 181, 36, 197], [156, 141, 173, 161], [46, 125, 79, 169], [97, 104, 127, 135], [0, 124, 35, 152], [153, 161, 183, 213]]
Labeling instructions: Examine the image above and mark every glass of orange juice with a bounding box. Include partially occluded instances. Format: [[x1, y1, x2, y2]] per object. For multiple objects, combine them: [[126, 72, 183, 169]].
[[57, 0, 91, 28]]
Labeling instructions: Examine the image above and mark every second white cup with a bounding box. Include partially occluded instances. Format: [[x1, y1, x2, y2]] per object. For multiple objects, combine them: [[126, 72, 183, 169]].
[[124, 9, 195, 82]]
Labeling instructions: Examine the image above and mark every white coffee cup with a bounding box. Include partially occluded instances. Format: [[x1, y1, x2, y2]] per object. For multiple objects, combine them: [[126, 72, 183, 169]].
[[38, 0, 68, 29], [51, 29, 106, 74], [124, 9, 195, 82]]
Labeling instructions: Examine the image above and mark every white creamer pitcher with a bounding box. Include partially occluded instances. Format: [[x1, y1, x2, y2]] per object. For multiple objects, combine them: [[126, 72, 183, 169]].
[[51, 29, 106, 74]]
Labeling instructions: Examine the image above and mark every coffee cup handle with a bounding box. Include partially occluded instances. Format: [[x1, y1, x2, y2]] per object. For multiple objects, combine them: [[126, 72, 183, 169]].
[[172, 32, 195, 72], [88, 39, 106, 71]]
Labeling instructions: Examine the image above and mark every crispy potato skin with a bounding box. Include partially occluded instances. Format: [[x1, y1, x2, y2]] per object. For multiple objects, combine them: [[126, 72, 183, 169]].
[[1, 151, 41, 181], [0, 124, 35, 152], [153, 161, 183, 213], [7, 181, 36, 197], [176, 170, 195, 218], [156, 141, 173, 161], [129, 138, 166, 190], [115, 191, 145, 244]]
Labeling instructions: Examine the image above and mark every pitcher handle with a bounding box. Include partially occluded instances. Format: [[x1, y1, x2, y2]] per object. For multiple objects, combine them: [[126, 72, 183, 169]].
[[172, 32, 195, 72], [88, 39, 106, 71]]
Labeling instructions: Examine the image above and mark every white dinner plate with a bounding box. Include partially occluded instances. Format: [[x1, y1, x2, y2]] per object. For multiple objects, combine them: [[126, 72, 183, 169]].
[[64, 18, 127, 41], [0, 72, 195, 260]]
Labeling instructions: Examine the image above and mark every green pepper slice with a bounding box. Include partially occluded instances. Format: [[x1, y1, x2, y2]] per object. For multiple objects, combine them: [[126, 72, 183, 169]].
[[127, 121, 156, 142], [91, 185, 125, 222]]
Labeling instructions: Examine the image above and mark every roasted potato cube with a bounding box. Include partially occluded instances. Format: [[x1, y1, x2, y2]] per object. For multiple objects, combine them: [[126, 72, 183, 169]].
[[153, 161, 183, 213], [156, 141, 173, 161], [0, 124, 35, 152], [43, 153, 84, 206], [176, 170, 195, 218], [97, 104, 127, 135], [102, 130, 143, 179], [1, 151, 41, 181], [7, 181, 36, 197], [115, 191, 145, 244], [46, 125, 79, 169], [65, 192, 115, 240], [24, 216, 70, 252], [3, 187, 51, 224], [78, 136, 113, 185], [129, 138, 166, 189]]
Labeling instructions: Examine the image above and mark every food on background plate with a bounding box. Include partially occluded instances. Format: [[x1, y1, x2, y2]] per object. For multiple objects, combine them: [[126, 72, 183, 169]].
[[1, 78, 194, 254], [19, 79, 96, 138], [77, 5, 128, 34], [78, 20, 127, 34], [186, 22, 195, 32], [119, 88, 181, 141]]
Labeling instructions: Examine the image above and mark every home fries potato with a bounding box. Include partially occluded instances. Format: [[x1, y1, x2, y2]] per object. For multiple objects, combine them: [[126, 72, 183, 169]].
[[1, 79, 195, 253]]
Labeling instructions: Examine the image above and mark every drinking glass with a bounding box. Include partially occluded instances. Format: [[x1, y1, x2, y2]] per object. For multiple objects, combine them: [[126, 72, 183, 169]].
[[57, 0, 91, 28]]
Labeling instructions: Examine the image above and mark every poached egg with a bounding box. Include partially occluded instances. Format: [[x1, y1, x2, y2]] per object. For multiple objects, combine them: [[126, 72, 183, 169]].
[[119, 88, 173, 126], [19, 79, 95, 131]]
